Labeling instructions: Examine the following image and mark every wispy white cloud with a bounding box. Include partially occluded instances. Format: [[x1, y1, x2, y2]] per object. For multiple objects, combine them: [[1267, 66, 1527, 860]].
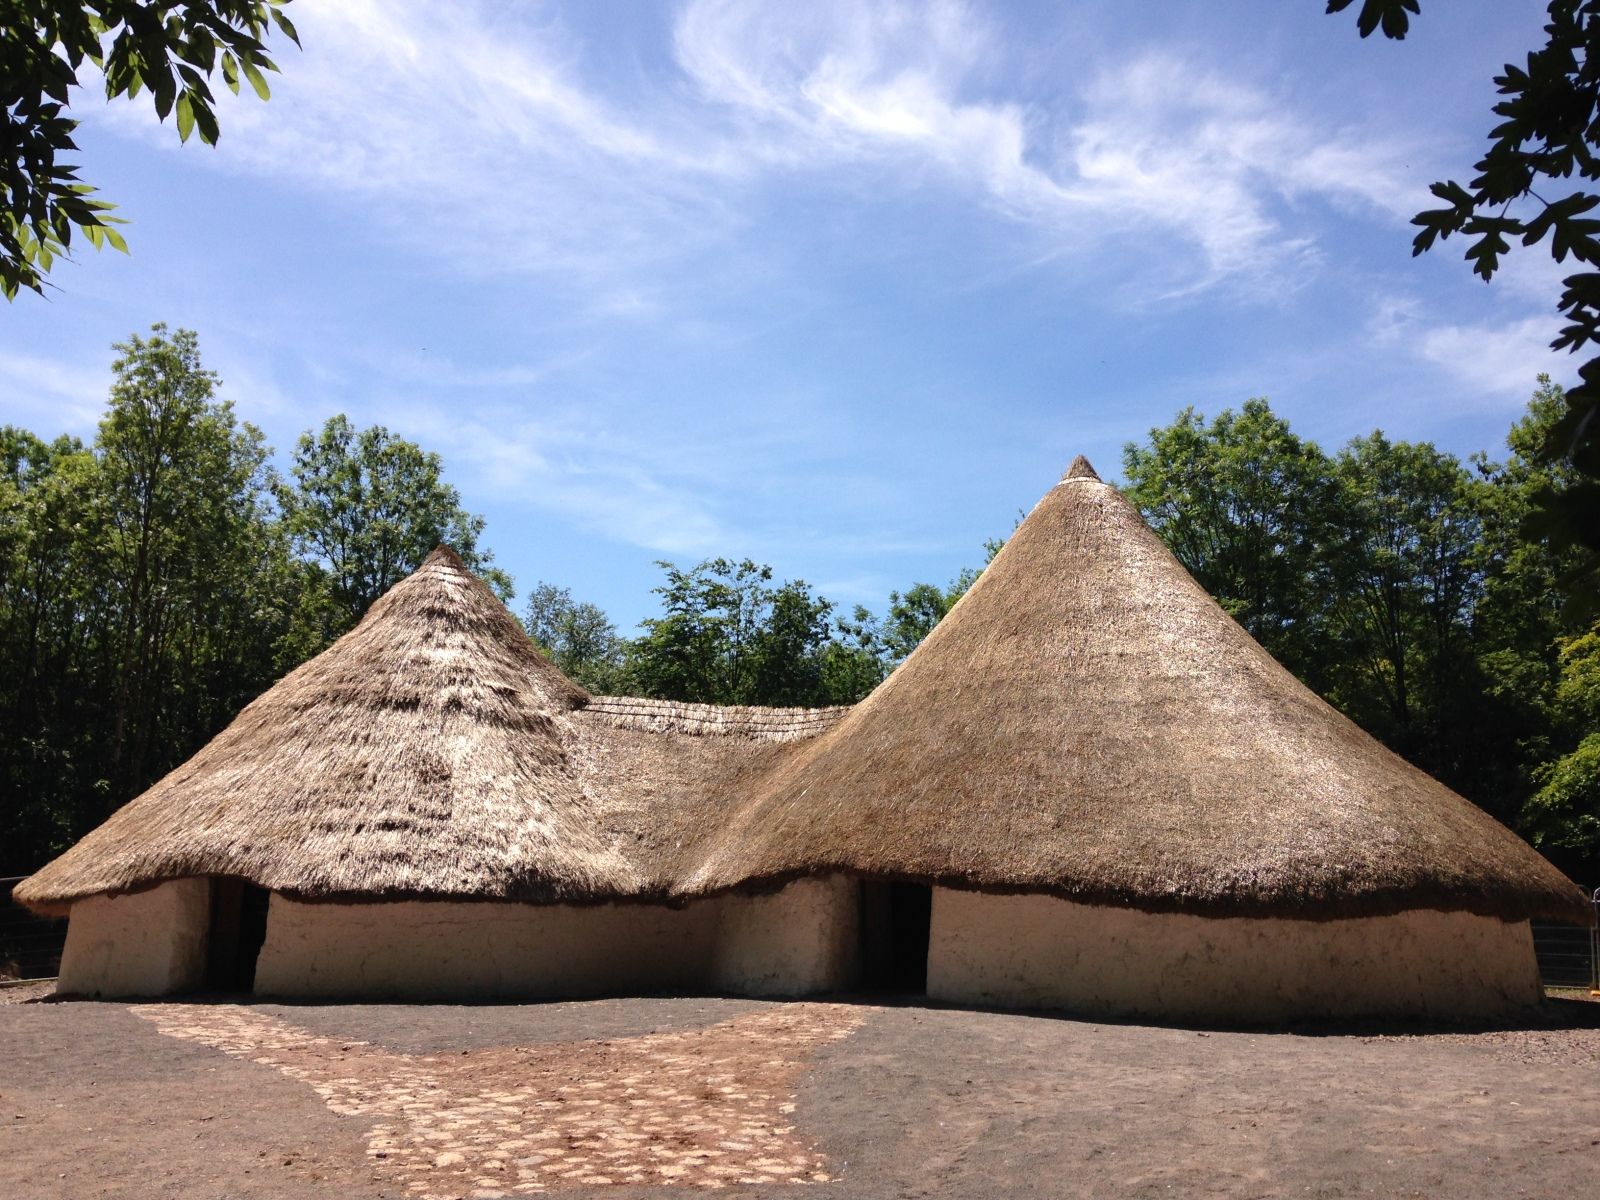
[[91, 0, 721, 284], [372, 399, 731, 556], [0, 349, 110, 436], [1369, 295, 1568, 405], [84, 0, 1418, 306], [673, 1, 1415, 296], [1417, 315, 1568, 401]]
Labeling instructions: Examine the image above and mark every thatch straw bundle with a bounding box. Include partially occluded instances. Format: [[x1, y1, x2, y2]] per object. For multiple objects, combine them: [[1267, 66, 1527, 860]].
[[16, 548, 638, 914], [685, 460, 1591, 924]]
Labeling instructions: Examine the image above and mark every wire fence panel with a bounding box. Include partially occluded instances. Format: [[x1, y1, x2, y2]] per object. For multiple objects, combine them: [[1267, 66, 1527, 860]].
[[0, 876, 66, 982], [1532, 923, 1595, 987]]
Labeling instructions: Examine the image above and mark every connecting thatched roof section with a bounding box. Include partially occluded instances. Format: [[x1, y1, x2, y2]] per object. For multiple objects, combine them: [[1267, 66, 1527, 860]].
[[17, 468, 1592, 925], [15, 548, 637, 913], [685, 463, 1591, 925], [581, 696, 849, 742]]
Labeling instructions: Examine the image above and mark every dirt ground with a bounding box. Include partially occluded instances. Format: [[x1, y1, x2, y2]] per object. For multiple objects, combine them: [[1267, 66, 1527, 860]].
[[3, 988, 1600, 1199]]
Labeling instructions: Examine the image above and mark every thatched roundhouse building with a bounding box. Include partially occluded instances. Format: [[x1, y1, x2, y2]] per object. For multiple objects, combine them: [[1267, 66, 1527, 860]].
[[17, 460, 1590, 1022]]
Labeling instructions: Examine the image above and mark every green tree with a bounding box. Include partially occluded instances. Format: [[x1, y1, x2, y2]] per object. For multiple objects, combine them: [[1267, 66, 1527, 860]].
[[94, 324, 288, 801], [626, 559, 841, 706], [1522, 628, 1600, 860], [1332, 0, 1600, 613], [747, 579, 834, 707], [523, 582, 626, 694], [0, 325, 518, 875], [883, 581, 960, 664], [0, 324, 313, 868], [818, 605, 888, 704], [626, 560, 736, 703], [0, 427, 105, 867], [278, 415, 512, 632], [1122, 399, 1336, 684], [1474, 379, 1582, 662], [1461, 379, 1590, 819], [1321, 433, 1485, 768], [4, 1, 299, 297]]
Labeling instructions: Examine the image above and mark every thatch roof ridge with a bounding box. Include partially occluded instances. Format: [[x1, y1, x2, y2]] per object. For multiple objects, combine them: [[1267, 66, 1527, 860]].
[[579, 696, 851, 742], [682, 469, 1591, 924]]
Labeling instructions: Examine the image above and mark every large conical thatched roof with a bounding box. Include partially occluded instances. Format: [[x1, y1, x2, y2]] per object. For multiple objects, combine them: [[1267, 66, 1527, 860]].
[[16, 548, 639, 913], [686, 461, 1591, 924]]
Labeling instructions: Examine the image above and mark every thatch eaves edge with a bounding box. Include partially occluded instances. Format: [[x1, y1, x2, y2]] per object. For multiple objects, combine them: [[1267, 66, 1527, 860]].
[[21, 865, 1591, 926], [673, 865, 1595, 927]]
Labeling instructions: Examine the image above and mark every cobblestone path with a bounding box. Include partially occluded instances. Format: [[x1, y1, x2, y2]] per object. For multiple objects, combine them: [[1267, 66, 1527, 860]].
[[132, 1001, 870, 1197]]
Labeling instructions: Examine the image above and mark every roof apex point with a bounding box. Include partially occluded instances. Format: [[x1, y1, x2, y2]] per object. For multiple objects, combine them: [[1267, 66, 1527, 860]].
[[424, 544, 467, 568], [1062, 454, 1100, 482]]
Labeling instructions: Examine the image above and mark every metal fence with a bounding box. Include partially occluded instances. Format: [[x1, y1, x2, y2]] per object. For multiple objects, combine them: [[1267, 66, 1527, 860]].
[[1530, 886, 1599, 992], [0, 876, 66, 982]]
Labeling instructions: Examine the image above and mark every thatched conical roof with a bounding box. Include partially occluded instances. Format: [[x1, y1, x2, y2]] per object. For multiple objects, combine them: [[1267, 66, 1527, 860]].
[[685, 463, 1591, 924], [16, 547, 639, 913]]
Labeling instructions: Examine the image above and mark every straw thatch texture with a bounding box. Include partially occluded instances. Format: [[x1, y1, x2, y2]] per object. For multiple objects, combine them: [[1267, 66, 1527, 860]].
[[565, 705, 828, 893], [581, 696, 850, 742], [16, 548, 638, 914], [685, 470, 1592, 924]]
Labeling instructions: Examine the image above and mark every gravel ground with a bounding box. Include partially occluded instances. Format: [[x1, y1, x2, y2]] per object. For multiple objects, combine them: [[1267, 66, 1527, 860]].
[[0, 981, 56, 1006], [3, 989, 1599, 1199]]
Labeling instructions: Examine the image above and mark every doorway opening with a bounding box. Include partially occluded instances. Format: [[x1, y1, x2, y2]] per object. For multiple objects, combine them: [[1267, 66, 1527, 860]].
[[859, 881, 932, 992], [206, 878, 270, 992]]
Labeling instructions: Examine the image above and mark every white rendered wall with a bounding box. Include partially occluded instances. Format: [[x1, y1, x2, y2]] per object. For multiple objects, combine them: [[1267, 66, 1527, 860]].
[[927, 889, 1543, 1023], [58, 878, 210, 998], [254, 897, 717, 999], [711, 876, 859, 996], [254, 876, 860, 1000]]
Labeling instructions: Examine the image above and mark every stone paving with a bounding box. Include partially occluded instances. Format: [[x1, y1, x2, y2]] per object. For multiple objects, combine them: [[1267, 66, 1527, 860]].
[[132, 1001, 870, 1198]]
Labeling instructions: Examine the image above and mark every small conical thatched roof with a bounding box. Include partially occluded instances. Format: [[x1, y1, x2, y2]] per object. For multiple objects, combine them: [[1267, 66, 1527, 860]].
[[686, 462, 1591, 924], [16, 548, 639, 913]]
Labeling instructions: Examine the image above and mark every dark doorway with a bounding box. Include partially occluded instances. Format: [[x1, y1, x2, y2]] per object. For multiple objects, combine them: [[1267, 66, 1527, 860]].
[[859, 881, 932, 992], [206, 879, 270, 992]]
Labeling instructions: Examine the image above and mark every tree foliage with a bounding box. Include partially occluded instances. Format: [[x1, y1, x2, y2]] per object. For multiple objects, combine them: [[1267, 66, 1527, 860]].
[[0, 325, 314, 869], [882, 578, 970, 664], [523, 582, 626, 694], [1331, 0, 1600, 614], [1123, 400, 1336, 685], [3, 1, 298, 298], [0, 324, 502, 875], [625, 559, 845, 708], [278, 415, 512, 634], [1322, 433, 1485, 757]]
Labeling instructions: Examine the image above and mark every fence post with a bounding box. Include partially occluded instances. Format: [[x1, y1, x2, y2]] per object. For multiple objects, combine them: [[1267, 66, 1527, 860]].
[[1591, 887, 1599, 997]]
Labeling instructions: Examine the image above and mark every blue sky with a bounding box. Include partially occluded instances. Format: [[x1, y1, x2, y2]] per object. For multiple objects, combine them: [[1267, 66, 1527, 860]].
[[0, 0, 1573, 630]]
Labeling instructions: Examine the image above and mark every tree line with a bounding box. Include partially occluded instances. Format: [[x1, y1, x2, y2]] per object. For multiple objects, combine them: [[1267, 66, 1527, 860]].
[[3, 326, 1596, 887], [0, 325, 506, 873]]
